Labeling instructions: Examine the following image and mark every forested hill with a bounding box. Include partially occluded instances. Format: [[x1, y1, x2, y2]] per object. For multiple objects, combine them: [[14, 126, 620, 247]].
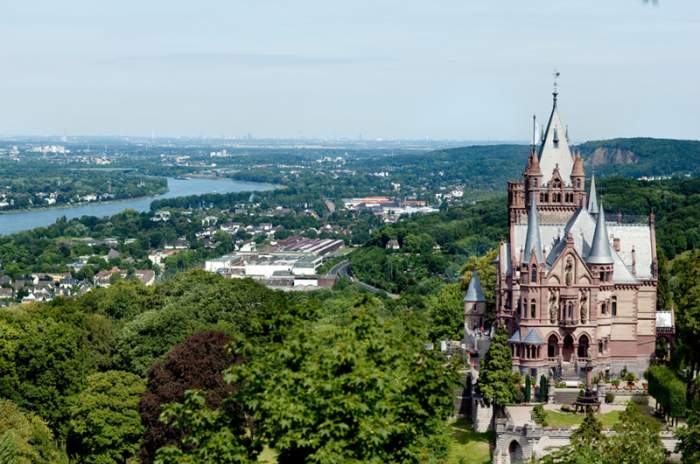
[[427, 137, 700, 191], [576, 137, 700, 178]]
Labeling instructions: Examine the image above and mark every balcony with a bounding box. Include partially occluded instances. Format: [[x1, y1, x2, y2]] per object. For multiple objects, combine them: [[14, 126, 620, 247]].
[[559, 318, 579, 328]]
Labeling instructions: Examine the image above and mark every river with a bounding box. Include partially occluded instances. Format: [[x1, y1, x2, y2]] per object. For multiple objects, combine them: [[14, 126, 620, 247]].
[[0, 177, 277, 236]]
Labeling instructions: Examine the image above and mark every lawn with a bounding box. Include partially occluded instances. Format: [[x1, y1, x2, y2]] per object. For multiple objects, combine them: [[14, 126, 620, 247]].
[[447, 418, 492, 464], [545, 410, 621, 429]]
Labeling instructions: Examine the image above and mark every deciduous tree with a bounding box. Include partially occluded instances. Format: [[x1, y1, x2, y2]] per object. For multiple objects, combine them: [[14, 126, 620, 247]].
[[67, 371, 145, 464], [139, 331, 238, 464]]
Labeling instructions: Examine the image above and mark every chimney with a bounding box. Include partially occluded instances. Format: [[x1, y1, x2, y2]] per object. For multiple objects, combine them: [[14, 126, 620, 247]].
[[613, 238, 621, 252]]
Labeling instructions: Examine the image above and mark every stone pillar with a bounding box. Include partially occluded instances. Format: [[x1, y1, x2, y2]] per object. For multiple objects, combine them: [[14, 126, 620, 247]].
[[548, 376, 555, 404], [597, 380, 605, 404]]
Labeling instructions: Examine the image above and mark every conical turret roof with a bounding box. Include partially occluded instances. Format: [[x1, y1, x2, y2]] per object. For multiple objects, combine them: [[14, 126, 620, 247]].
[[588, 174, 599, 214], [586, 203, 613, 264], [523, 193, 543, 263], [464, 269, 486, 302], [525, 150, 541, 176]]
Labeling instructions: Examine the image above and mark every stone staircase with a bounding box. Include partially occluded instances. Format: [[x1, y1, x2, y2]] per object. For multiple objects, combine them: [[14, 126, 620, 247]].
[[554, 389, 581, 405], [560, 362, 579, 381]]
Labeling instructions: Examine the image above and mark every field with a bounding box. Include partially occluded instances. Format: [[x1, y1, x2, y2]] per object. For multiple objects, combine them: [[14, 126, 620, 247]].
[[544, 410, 622, 429], [446, 418, 492, 464]]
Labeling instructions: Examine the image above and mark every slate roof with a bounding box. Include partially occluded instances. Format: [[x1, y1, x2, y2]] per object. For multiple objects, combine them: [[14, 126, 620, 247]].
[[523, 193, 543, 263], [586, 204, 614, 265], [538, 93, 575, 186], [464, 269, 486, 302]]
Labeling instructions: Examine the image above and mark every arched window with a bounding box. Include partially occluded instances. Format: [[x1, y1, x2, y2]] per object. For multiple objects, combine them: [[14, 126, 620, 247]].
[[531, 265, 537, 283], [530, 299, 537, 319], [576, 179, 581, 189], [578, 335, 590, 359], [548, 335, 558, 358], [611, 296, 617, 316]]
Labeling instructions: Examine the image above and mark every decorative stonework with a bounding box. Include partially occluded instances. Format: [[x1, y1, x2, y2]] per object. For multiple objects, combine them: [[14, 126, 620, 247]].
[[496, 91, 658, 380]]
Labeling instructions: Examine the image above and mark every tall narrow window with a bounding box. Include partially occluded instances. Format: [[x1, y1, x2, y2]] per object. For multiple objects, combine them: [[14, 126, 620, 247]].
[[531, 265, 537, 283], [611, 296, 617, 316], [530, 299, 537, 319]]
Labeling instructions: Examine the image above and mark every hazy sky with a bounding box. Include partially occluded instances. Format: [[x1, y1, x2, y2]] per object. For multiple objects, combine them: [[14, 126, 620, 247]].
[[0, 1, 698, 140]]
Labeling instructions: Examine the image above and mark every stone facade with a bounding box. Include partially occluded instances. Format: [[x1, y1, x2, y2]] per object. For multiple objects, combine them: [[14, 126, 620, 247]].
[[495, 91, 658, 380]]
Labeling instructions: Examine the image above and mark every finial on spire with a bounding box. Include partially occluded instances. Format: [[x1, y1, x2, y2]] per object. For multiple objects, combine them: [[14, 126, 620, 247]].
[[553, 69, 560, 105], [532, 114, 537, 149]]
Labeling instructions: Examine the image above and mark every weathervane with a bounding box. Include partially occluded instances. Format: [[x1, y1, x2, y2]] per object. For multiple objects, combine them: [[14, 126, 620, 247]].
[[552, 69, 561, 106]]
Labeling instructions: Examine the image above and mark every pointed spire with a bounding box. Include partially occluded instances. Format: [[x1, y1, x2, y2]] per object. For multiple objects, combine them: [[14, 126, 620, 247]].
[[525, 150, 541, 176], [538, 85, 574, 186], [586, 203, 613, 264], [464, 269, 486, 302], [588, 174, 599, 214], [524, 192, 543, 263]]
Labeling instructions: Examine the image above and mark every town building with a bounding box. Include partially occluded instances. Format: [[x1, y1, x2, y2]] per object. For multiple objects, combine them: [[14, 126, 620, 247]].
[[495, 90, 658, 379]]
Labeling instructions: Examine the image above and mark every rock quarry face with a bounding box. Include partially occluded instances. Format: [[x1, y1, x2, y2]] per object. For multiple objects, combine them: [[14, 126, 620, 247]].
[[588, 147, 638, 166]]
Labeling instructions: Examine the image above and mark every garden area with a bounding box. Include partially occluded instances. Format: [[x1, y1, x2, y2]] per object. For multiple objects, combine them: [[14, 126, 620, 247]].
[[446, 418, 492, 464]]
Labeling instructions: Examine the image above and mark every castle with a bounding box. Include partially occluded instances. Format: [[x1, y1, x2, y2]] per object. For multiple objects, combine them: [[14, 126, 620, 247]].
[[486, 89, 658, 379]]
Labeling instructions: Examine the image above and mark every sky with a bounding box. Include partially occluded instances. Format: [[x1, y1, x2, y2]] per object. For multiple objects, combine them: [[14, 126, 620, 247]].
[[0, 1, 698, 141]]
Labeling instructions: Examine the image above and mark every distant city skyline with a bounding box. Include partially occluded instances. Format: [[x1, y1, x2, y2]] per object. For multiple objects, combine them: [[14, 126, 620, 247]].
[[1, 1, 698, 141]]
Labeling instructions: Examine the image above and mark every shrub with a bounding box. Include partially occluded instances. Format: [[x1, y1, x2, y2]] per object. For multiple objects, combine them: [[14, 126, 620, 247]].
[[625, 372, 637, 383], [605, 392, 615, 404], [532, 404, 548, 426], [611, 379, 620, 388]]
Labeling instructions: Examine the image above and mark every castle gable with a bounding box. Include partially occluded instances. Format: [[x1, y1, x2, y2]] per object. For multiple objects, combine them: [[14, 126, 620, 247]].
[[538, 99, 574, 187], [546, 241, 592, 287]]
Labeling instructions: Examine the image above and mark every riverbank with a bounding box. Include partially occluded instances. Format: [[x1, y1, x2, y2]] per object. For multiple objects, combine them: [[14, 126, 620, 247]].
[[0, 177, 277, 236], [0, 189, 169, 215]]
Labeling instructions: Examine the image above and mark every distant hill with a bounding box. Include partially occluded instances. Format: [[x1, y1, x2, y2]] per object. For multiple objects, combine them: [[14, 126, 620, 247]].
[[425, 138, 700, 191], [576, 138, 700, 178]]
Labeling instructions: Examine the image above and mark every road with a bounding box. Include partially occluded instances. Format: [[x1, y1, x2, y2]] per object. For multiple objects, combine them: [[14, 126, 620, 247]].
[[327, 260, 400, 299]]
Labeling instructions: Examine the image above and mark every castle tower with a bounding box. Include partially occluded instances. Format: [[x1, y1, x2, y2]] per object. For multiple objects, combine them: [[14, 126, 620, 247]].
[[495, 85, 658, 379], [464, 270, 487, 340]]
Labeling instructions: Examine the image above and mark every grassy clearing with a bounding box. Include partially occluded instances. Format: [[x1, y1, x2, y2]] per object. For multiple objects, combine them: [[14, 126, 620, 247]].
[[544, 410, 621, 428], [447, 418, 492, 464]]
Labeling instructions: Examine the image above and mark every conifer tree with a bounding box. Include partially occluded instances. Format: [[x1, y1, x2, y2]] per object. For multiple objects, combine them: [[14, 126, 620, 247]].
[[524, 374, 531, 403], [476, 326, 516, 416], [539, 375, 548, 402]]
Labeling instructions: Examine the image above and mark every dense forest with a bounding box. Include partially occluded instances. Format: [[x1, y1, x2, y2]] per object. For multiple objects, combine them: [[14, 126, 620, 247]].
[[0, 271, 459, 463]]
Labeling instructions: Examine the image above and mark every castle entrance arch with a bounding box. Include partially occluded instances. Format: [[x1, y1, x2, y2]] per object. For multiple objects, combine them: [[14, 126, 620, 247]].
[[508, 440, 524, 463], [562, 334, 574, 362]]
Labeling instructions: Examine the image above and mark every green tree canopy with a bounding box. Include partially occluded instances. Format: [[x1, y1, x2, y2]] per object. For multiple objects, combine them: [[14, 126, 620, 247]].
[[0, 399, 67, 464], [67, 371, 145, 464]]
